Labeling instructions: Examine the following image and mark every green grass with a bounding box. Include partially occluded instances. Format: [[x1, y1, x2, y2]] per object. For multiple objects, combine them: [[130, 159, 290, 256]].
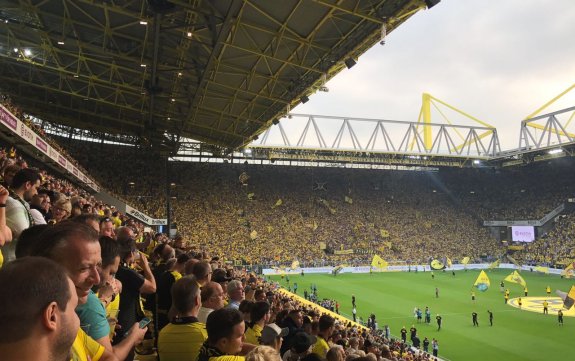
[[269, 269, 574, 361]]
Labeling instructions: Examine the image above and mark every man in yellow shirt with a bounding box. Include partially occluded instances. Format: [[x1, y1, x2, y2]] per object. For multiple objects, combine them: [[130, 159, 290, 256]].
[[244, 302, 271, 345], [312, 315, 335, 358], [158, 276, 207, 361], [0, 257, 80, 361]]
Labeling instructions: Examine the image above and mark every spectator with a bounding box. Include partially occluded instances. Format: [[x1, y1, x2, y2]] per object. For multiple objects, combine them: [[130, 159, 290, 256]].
[[114, 236, 156, 359], [198, 308, 255, 361], [282, 332, 316, 361], [227, 279, 246, 310], [0, 257, 79, 361], [245, 301, 271, 345], [158, 276, 207, 361], [280, 310, 304, 355], [3, 168, 41, 262], [213, 268, 232, 293], [199, 281, 226, 324], [247, 345, 282, 361], [100, 217, 116, 239], [192, 260, 213, 287], [326, 346, 345, 361], [157, 253, 190, 330], [26, 221, 116, 361], [49, 197, 72, 224], [260, 323, 288, 352], [0, 184, 13, 266], [311, 315, 335, 358]]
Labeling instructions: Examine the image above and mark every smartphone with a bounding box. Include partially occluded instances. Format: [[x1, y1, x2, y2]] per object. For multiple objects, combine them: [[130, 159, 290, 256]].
[[138, 317, 151, 329]]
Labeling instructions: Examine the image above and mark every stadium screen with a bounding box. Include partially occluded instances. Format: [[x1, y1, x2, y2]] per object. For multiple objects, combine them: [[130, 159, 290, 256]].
[[511, 226, 535, 242]]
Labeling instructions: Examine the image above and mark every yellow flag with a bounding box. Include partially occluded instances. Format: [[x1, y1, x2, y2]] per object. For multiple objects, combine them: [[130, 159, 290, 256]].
[[504, 270, 526, 287], [461, 256, 470, 265], [344, 196, 353, 204], [272, 199, 283, 208], [250, 230, 258, 240], [247, 192, 255, 200], [473, 270, 490, 292], [562, 262, 574, 277], [506, 255, 520, 268], [446, 257, 453, 268], [291, 260, 300, 270], [371, 255, 388, 269], [563, 285, 575, 310], [535, 266, 549, 274], [380, 229, 390, 238], [488, 260, 500, 269]]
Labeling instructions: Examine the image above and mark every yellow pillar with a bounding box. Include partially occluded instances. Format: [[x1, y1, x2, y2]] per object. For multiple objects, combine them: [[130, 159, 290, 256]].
[[422, 93, 432, 150]]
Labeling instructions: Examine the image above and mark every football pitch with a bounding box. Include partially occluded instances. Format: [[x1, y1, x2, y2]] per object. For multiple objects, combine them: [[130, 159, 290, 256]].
[[269, 269, 574, 361]]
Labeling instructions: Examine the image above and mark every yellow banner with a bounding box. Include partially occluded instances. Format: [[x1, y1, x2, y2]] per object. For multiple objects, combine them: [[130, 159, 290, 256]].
[[334, 249, 354, 255]]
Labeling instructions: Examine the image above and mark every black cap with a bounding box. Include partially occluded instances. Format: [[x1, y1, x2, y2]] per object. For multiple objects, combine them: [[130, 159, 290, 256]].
[[292, 332, 317, 353], [212, 268, 232, 283]]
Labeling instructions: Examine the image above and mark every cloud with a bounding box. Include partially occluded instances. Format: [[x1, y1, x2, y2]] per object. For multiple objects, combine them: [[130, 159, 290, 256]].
[[294, 0, 575, 150]]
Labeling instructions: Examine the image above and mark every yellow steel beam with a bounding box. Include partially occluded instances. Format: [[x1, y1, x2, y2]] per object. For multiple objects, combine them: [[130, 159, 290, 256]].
[[525, 83, 575, 119], [422, 93, 432, 150], [526, 123, 575, 138]]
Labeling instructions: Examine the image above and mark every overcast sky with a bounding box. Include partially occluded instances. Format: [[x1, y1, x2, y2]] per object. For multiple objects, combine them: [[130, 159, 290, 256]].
[[265, 0, 575, 151]]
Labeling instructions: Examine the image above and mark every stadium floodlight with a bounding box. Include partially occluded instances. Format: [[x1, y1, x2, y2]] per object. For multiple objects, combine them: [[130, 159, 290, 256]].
[[473, 160, 481, 164], [140, 20, 148, 25], [379, 24, 387, 45], [548, 148, 563, 155], [23, 49, 32, 57]]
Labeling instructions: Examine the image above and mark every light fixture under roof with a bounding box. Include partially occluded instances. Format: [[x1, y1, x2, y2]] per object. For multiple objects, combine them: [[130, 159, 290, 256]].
[[140, 64, 146, 67], [187, 31, 192, 38], [57, 41, 65, 45], [23, 49, 32, 56], [13, 48, 18, 53], [171, 98, 175, 102], [140, 20, 148, 25]]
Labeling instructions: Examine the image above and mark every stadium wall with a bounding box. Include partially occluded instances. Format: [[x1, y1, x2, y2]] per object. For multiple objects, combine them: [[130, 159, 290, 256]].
[[263, 263, 564, 275]]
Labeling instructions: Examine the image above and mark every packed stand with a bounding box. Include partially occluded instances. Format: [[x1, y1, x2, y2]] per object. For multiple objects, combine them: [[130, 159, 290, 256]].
[[63, 140, 509, 266], [513, 213, 575, 267]]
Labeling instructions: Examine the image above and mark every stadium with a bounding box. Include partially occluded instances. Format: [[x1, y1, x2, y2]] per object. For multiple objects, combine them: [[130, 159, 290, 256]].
[[0, 1, 574, 361]]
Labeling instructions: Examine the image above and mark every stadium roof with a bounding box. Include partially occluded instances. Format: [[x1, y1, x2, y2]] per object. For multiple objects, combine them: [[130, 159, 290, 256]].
[[0, 0, 435, 150]]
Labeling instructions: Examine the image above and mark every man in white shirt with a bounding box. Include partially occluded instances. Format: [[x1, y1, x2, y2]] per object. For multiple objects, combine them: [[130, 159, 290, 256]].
[[198, 281, 225, 323], [3, 168, 41, 263]]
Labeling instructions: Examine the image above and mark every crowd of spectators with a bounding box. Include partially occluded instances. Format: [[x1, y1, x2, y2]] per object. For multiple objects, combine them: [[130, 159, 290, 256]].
[[513, 213, 575, 267], [0, 94, 94, 178], [2, 97, 575, 361], [0, 138, 444, 361], [61, 140, 512, 266]]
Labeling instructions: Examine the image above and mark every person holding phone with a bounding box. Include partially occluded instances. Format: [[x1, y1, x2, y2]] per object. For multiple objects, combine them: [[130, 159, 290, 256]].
[[115, 237, 156, 361]]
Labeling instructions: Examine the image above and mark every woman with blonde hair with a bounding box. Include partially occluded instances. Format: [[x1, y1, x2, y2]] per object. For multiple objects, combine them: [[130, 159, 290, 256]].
[[246, 346, 282, 361], [49, 198, 71, 224]]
